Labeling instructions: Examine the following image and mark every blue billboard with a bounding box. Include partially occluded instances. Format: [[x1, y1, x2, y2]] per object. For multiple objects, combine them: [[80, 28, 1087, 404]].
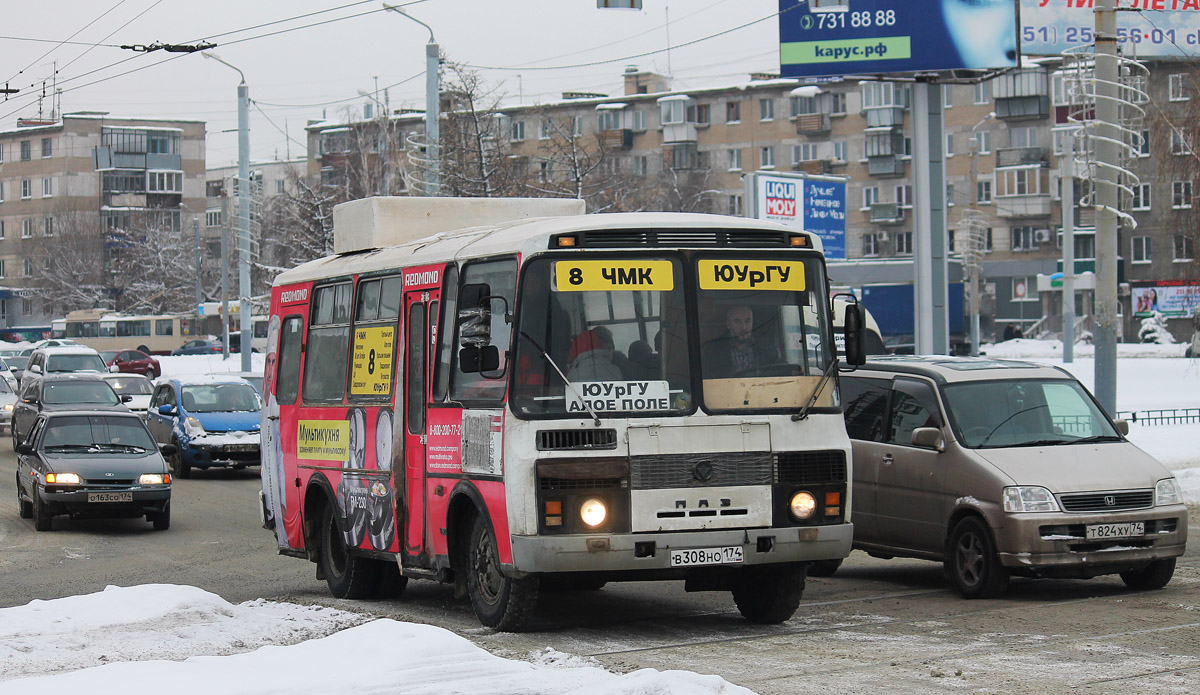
[[1021, 0, 1200, 58], [778, 0, 1020, 78], [748, 172, 847, 260]]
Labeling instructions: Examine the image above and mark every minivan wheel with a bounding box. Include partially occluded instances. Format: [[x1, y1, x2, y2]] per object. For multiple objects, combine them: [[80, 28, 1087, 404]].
[[170, 439, 191, 479], [1120, 558, 1176, 590], [947, 516, 1009, 598]]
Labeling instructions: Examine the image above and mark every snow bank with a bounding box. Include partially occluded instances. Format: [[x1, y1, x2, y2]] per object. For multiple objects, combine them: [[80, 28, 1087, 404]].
[[983, 339, 1189, 359], [157, 354, 266, 380], [0, 585, 754, 695]]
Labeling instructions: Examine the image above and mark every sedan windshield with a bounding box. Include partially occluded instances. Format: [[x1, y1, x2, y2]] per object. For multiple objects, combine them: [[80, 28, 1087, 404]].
[[43, 382, 120, 405], [181, 383, 260, 412], [46, 354, 107, 372], [42, 415, 156, 451], [943, 378, 1120, 449]]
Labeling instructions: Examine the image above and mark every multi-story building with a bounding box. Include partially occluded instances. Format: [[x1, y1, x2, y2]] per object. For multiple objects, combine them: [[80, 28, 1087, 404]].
[[306, 62, 1199, 345], [0, 113, 206, 328]]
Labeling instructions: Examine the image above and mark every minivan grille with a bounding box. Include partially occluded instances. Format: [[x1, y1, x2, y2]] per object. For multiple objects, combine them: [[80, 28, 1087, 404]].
[[1058, 490, 1154, 512], [536, 428, 618, 451], [774, 450, 847, 484]]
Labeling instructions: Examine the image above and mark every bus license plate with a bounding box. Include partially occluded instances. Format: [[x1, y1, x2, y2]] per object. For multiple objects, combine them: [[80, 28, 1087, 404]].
[[88, 491, 133, 503], [669, 546, 744, 567], [1085, 522, 1145, 540]]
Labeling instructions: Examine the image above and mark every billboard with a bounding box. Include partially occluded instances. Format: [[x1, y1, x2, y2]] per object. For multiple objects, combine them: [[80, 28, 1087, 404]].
[[778, 0, 1019, 78], [1022, 0, 1200, 58], [1132, 281, 1200, 318], [745, 172, 848, 260]]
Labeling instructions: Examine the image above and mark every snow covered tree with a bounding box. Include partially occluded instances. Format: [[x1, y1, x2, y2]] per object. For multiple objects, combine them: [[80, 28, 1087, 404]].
[[1138, 311, 1177, 344]]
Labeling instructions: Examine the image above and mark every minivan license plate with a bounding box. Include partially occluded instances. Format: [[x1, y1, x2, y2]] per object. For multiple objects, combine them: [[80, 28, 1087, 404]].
[[88, 491, 133, 503], [1085, 522, 1145, 540], [669, 546, 743, 567]]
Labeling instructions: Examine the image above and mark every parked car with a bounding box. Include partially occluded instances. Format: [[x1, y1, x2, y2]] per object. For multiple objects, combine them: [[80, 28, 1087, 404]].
[[0, 357, 18, 392], [99, 349, 162, 378], [13, 373, 131, 447], [14, 410, 173, 531], [24, 346, 108, 377], [102, 374, 154, 418], [829, 356, 1188, 597], [145, 376, 261, 478], [0, 347, 24, 358], [19, 339, 81, 357], [228, 371, 263, 395], [6, 355, 29, 384], [171, 338, 226, 356], [0, 377, 16, 433]]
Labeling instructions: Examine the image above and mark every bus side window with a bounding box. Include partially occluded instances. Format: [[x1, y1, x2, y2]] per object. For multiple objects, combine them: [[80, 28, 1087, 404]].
[[277, 316, 303, 405], [451, 258, 517, 403], [302, 282, 352, 402], [432, 265, 459, 402]]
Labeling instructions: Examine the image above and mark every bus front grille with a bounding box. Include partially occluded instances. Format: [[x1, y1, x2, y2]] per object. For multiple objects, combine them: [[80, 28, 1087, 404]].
[[773, 450, 847, 484], [536, 428, 618, 451], [629, 452, 772, 489]]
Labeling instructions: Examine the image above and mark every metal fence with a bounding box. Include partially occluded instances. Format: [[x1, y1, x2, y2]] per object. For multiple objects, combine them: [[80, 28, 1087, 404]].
[[1115, 408, 1200, 426]]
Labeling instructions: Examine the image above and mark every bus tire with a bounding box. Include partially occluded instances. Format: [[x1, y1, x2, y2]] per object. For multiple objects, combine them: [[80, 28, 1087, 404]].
[[731, 565, 805, 624], [319, 502, 382, 599], [807, 559, 843, 577], [467, 514, 539, 631]]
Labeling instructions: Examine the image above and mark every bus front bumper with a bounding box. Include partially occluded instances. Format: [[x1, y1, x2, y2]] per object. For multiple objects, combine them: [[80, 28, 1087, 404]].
[[509, 523, 852, 575]]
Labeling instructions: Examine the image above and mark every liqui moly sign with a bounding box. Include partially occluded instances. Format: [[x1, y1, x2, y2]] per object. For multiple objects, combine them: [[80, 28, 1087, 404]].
[[762, 179, 799, 220]]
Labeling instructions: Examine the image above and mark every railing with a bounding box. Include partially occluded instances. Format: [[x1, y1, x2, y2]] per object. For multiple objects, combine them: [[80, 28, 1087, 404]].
[[1116, 408, 1200, 426]]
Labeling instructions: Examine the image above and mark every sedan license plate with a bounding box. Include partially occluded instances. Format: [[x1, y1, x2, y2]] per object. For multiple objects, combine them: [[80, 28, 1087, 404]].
[[88, 491, 133, 503], [1085, 521, 1145, 540], [669, 546, 744, 567], [224, 444, 258, 452]]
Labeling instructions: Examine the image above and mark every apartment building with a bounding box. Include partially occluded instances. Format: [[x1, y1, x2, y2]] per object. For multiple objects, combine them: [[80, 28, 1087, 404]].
[[306, 62, 1199, 344], [0, 113, 206, 328]]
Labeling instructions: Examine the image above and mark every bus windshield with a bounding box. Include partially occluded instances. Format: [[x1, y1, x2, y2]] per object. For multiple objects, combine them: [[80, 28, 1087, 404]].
[[512, 252, 836, 417]]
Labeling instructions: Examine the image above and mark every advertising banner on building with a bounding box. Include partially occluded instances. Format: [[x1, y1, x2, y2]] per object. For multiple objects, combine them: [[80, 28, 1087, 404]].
[[745, 172, 847, 260], [1021, 0, 1200, 58], [1132, 281, 1200, 318], [778, 0, 1019, 78]]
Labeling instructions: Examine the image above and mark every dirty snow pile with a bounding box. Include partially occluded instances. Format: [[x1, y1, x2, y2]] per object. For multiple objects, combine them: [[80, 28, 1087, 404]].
[[0, 585, 752, 695]]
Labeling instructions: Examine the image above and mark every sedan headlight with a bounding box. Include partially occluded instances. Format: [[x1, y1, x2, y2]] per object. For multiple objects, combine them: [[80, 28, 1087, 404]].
[[139, 474, 170, 486], [2, 404, 12, 412], [1002, 486, 1060, 513], [1156, 478, 1183, 506], [185, 416, 205, 437], [45, 472, 81, 485]]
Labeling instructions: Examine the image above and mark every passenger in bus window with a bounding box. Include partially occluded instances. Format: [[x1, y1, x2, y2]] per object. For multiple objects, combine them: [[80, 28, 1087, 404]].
[[566, 327, 622, 382], [623, 338, 659, 381], [702, 305, 778, 378]]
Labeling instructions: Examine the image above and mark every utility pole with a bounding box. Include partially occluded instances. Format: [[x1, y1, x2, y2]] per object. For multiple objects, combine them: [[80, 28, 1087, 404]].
[[968, 112, 994, 356], [220, 194, 230, 360], [913, 78, 950, 355], [237, 78, 252, 372], [1093, 0, 1119, 414], [1062, 131, 1077, 364], [193, 214, 202, 312], [383, 4, 439, 195]]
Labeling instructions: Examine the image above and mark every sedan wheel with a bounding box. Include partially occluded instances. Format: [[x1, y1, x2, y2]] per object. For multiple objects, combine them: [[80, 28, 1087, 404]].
[[32, 489, 52, 531], [16, 474, 32, 519]]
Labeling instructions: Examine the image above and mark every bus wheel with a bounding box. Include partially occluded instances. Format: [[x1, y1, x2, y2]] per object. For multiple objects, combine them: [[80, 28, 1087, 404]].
[[807, 559, 842, 577], [466, 514, 539, 631], [319, 503, 382, 599], [731, 565, 805, 624]]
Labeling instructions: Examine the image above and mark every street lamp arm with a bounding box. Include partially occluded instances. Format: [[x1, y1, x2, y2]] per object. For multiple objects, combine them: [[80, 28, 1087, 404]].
[[202, 51, 246, 85], [382, 3, 435, 43]]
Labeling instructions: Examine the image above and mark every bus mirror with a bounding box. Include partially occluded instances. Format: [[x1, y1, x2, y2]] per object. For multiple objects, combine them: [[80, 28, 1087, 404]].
[[459, 345, 500, 374], [458, 307, 491, 346], [843, 304, 866, 367], [460, 283, 491, 309]]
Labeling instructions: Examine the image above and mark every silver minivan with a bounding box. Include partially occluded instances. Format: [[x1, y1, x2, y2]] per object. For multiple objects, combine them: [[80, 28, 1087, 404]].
[[825, 356, 1188, 598]]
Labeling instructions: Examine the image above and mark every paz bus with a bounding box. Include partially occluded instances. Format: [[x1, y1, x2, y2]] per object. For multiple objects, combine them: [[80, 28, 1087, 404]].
[[52, 309, 199, 354], [260, 197, 865, 630]]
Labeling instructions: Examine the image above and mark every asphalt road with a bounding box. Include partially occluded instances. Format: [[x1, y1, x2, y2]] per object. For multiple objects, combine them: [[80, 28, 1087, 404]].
[[2, 448, 1198, 694]]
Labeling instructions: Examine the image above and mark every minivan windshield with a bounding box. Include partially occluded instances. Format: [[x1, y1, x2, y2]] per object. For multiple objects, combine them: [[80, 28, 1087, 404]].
[[943, 378, 1120, 449]]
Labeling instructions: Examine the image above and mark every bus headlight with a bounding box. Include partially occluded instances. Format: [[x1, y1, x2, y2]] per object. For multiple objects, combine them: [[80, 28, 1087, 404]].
[[580, 498, 607, 528], [789, 491, 817, 520]]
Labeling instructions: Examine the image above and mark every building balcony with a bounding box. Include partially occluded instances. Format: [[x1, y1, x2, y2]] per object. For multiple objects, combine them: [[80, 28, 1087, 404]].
[[600, 129, 634, 150], [996, 146, 1046, 167], [995, 95, 1050, 120], [870, 202, 905, 224], [793, 159, 832, 175], [868, 155, 906, 177], [996, 194, 1053, 218], [794, 113, 831, 135], [864, 106, 905, 129], [661, 122, 697, 144]]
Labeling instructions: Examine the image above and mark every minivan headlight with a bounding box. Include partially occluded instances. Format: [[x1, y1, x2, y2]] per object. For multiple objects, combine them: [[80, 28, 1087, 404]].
[[1156, 478, 1183, 506], [1002, 486, 1060, 513]]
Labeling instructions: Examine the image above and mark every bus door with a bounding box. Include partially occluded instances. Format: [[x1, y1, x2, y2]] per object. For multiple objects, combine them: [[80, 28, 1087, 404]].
[[403, 290, 435, 558]]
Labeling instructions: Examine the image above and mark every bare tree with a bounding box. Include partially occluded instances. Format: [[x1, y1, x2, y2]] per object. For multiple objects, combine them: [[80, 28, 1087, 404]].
[[652, 163, 723, 214], [105, 211, 198, 314], [438, 61, 520, 197], [29, 210, 110, 312]]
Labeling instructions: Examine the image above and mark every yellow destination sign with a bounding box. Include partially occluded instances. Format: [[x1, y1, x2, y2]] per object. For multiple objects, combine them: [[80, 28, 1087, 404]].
[[698, 260, 806, 291], [297, 420, 350, 461], [351, 325, 395, 396], [555, 260, 674, 292]]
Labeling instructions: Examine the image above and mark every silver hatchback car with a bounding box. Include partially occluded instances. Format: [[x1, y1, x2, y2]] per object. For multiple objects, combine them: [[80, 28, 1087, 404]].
[[829, 356, 1188, 598]]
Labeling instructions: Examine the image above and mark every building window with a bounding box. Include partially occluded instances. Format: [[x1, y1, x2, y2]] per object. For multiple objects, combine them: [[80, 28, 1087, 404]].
[[760, 146, 775, 169], [862, 232, 880, 256], [945, 133, 954, 157], [20, 140, 30, 161], [728, 194, 743, 216], [831, 92, 847, 115], [948, 228, 956, 253], [148, 171, 183, 193], [1175, 234, 1195, 262], [275, 179, 285, 195], [727, 148, 742, 171], [510, 119, 525, 141], [1012, 276, 1036, 302], [22, 299, 32, 315], [759, 97, 774, 121], [0, 143, 4, 162], [1169, 73, 1190, 101], [632, 110, 646, 131], [1131, 236, 1152, 264], [862, 185, 879, 209], [896, 231, 913, 255], [1132, 183, 1151, 211], [633, 155, 648, 176], [206, 210, 222, 228], [792, 94, 818, 117], [0, 260, 5, 278], [832, 140, 848, 162], [1009, 127, 1037, 148], [21, 218, 32, 238], [43, 216, 53, 236], [793, 143, 819, 163], [41, 138, 52, 158], [598, 111, 621, 131], [1172, 128, 1192, 155], [1058, 231, 1096, 260], [539, 119, 552, 140], [895, 184, 913, 208], [0, 181, 4, 203], [22, 259, 33, 277], [944, 86, 953, 108], [861, 81, 908, 109], [20, 180, 31, 199], [947, 183, 956, 206], [1173, 180, 1193, 208], [997, 167, 1043, 196], [1139, 129, 1150, 157], [571, 115, 584, 136], [147, 133, 174, 154], [974, 80, 991, 105], [0, 221, 4, 239], [539, 160, 553, 182], [1010, 226, 1041, 251], [726, 100, 741, 123], [975, 130, 991, 154], [977, 179, 993, 204], [41, 178, 52, 198], [694, 103, 710, 125]]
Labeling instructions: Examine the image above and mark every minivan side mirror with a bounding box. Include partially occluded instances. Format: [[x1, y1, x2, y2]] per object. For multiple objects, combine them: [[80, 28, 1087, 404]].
[[29, 364, 42, 375], [158, 404, 176, 415], [1113, 419, 1130, 436], [911, 427, 945, 451]]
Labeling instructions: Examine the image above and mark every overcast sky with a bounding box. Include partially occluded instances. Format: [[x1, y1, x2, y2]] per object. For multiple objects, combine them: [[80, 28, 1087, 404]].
[[1, 0, 781, 168]]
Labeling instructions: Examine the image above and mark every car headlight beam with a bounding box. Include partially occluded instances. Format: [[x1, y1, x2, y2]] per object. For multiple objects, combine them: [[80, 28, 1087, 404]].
[[579, 498, 607, 528], [789, 491, 817, 520]]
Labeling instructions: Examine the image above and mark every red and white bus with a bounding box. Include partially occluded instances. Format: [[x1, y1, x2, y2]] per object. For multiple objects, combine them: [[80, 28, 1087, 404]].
[[261, 197, 861, 630]]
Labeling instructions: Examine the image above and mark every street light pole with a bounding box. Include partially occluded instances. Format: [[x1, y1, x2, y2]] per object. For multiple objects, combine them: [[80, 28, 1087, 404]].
[[968, 112, 994, 356], [204, 51, 253, 372], [383, 3, 439, 195]]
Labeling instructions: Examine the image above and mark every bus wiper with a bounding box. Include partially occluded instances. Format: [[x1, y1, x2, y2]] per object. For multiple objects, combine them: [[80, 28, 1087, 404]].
[[793, 358, 839, 422], [519, 331, 600, 427]]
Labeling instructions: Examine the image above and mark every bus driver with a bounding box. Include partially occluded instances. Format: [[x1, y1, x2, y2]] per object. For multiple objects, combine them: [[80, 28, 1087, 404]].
[[702, 305, 778, 378]]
